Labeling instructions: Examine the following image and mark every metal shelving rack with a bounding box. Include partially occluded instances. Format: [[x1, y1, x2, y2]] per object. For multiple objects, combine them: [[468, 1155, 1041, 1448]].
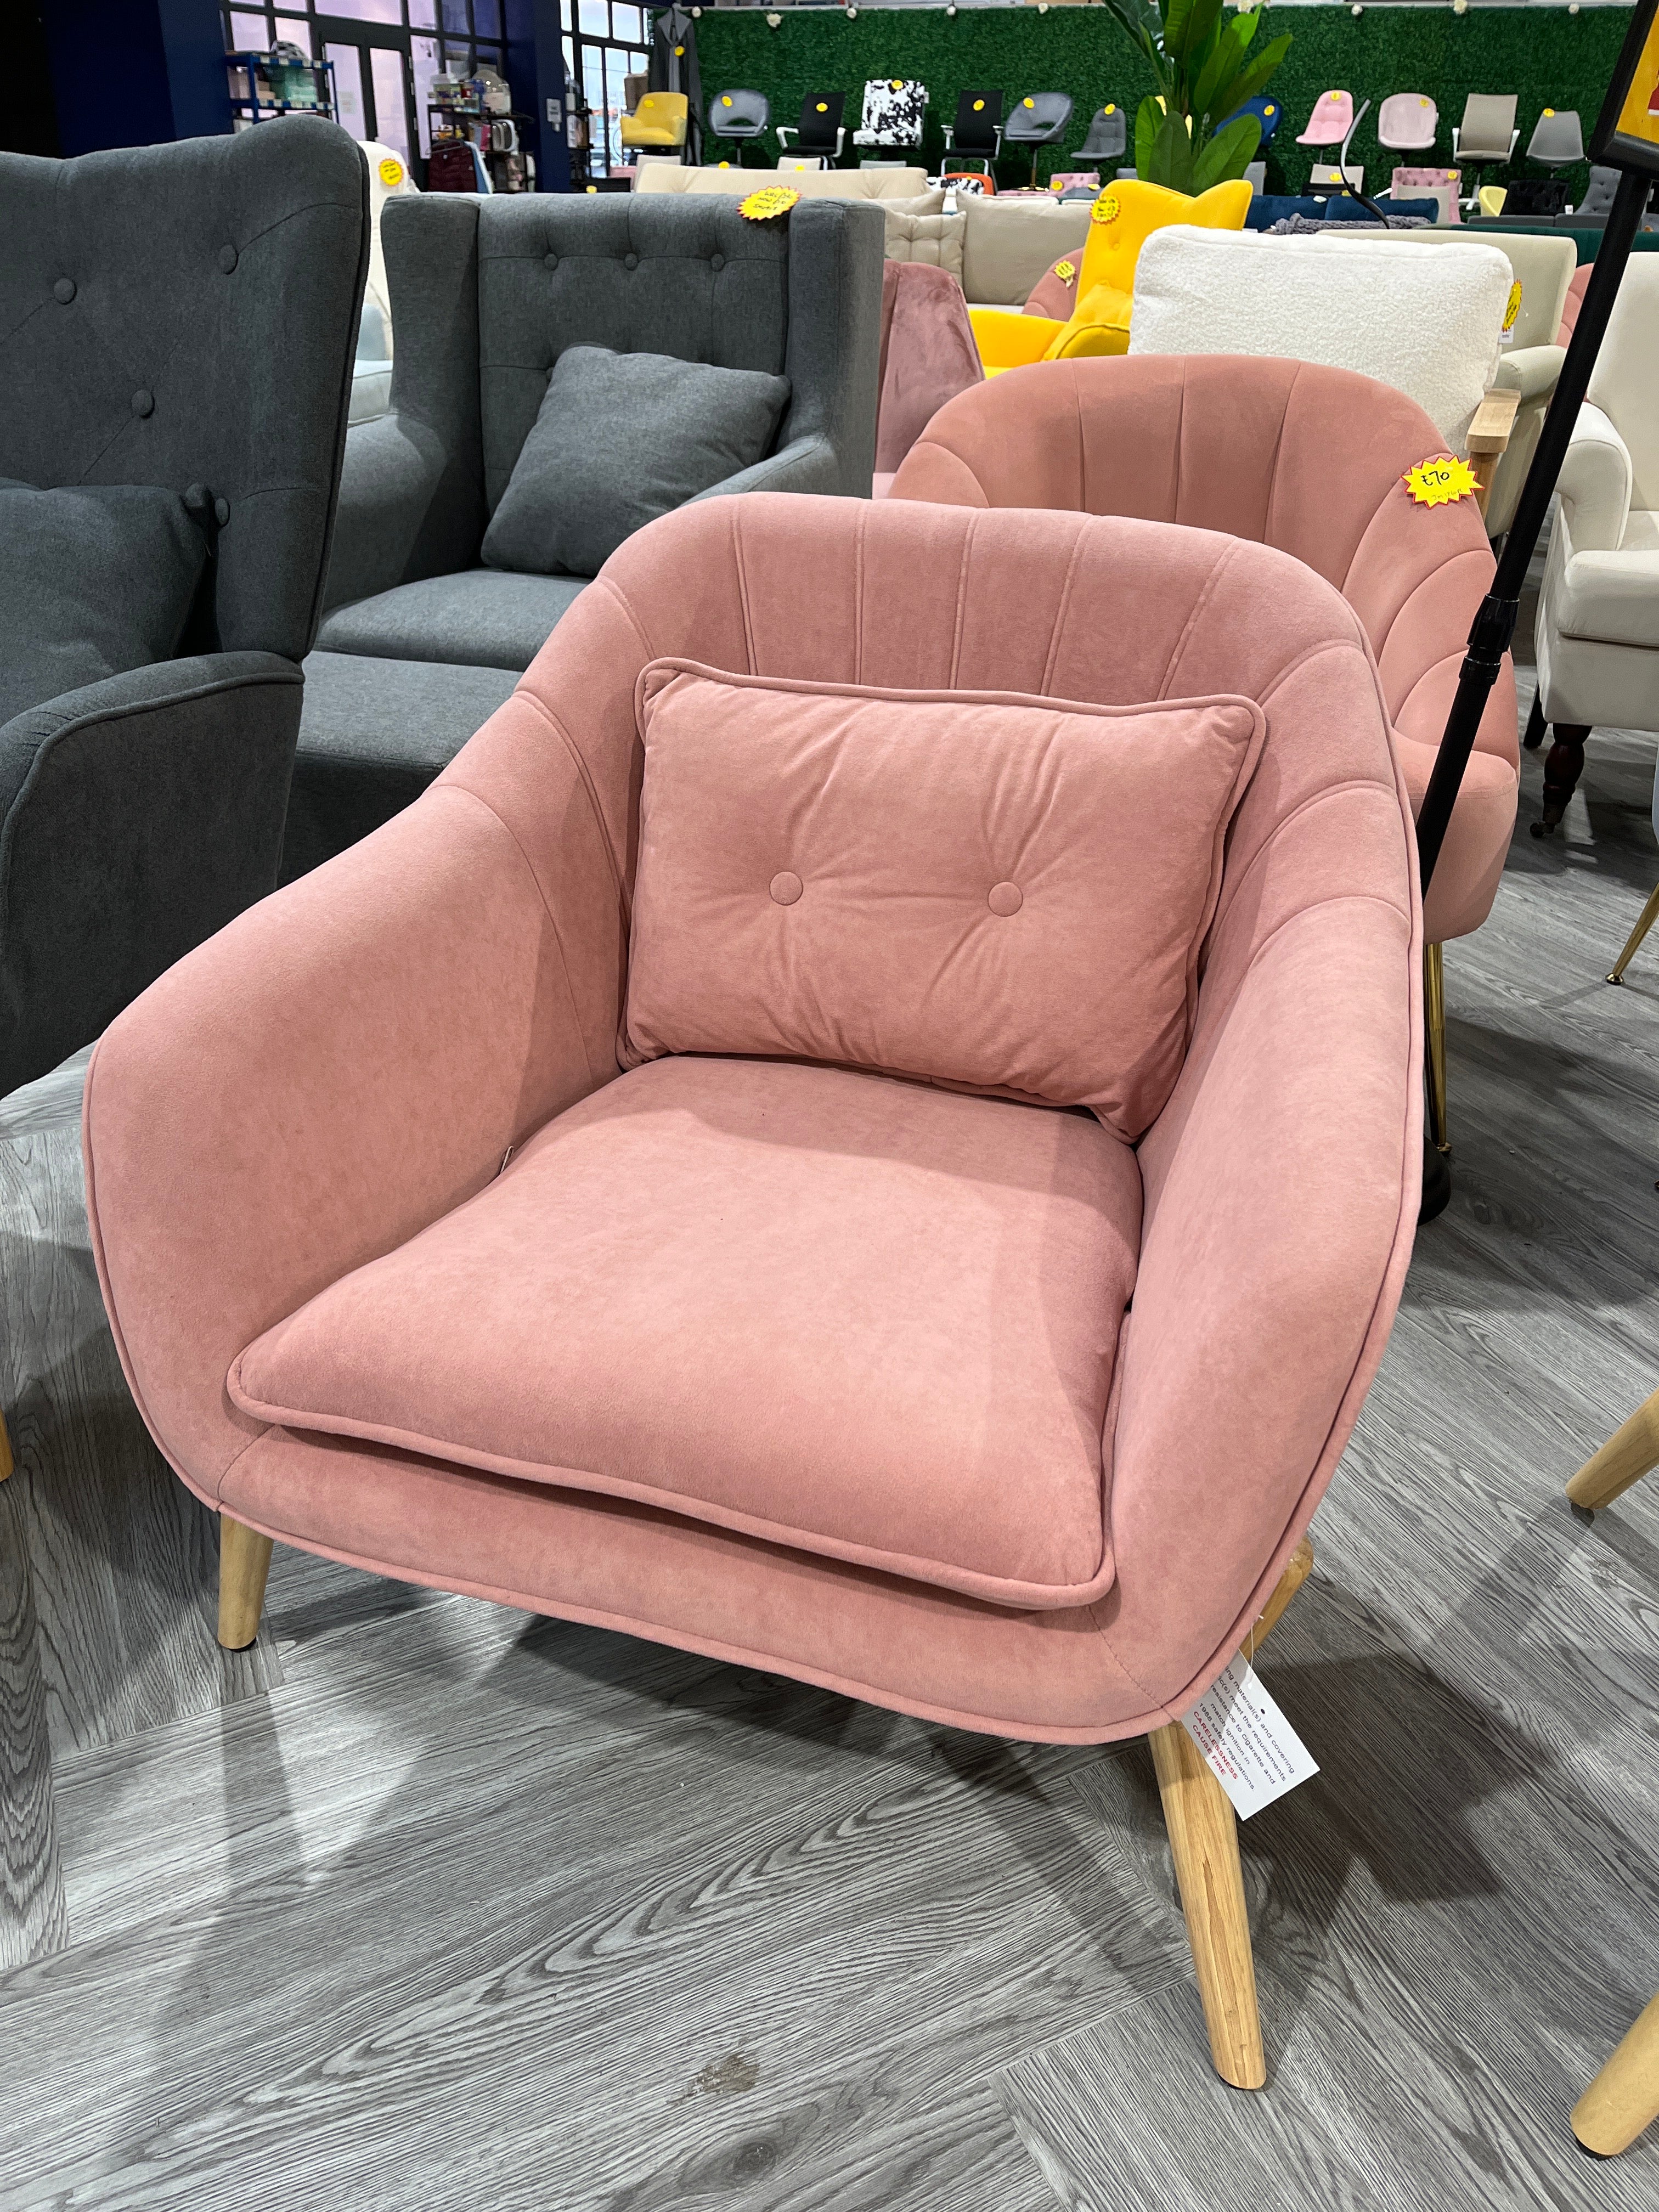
[[225, 50, 337, 128]]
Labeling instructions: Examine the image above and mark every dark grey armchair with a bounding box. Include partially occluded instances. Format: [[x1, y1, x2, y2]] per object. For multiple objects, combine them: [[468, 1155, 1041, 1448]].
[[0, 123, 368, 1095], [289, 191, 884, 881]]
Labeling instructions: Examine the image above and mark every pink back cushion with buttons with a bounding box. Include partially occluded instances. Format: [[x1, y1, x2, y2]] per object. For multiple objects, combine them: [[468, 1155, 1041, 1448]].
[[621, 661, 1266, 1139]]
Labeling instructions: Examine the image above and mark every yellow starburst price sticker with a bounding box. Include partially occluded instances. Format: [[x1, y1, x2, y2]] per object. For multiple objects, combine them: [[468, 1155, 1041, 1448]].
[[378, 156, 405, 187], [1404, 453, 1479, 508], [1054, 258, 1076, 286], [1091, 191, 1121, 225], [739, 186, 800, 222], [1503, 278, 1523, 334]]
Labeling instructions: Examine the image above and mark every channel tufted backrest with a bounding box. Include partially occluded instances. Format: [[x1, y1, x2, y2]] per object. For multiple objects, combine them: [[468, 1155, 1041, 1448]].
[[0, 122, 368, 665], [889, 353, 1515, 768], [431, 493, 1415, 1119], [476, 194, 797, 511]]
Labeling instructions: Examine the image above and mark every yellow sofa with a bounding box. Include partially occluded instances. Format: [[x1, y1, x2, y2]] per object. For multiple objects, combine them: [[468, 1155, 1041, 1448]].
[[970, 178, 1252, 375]]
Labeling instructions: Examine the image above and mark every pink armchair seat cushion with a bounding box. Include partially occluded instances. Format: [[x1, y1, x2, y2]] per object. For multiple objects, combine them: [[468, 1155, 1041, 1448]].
[[623, 663, 1264, 1137], [875, 258, 984, 476], [229, 1055, 1140, 1609], [887, 354, 1519, 946], [86, 496, 1421, 1741]]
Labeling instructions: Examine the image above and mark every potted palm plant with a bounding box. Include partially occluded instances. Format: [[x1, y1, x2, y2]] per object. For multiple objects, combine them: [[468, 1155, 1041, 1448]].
[[1099, 0, 1293, 191]]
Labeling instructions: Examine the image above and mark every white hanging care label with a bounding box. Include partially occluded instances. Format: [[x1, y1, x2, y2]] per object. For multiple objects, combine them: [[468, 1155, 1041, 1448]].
[[1181, 1653, 1319, 1820]]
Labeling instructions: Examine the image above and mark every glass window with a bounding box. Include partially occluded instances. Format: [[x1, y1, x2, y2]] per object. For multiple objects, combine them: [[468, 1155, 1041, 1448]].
[[441, 0, 469, 37], [326, 42, 369, 134], [408, 0, 437, 25], [578, 0, 608, 37], [273, 14, 314, 54], [370, 45, 410, 154], [321, 0, 402, 22], [473, 0, 502, 37], [227, 10, 269, 53], [613, 7, 645, 41], [411, 35, 442, 154]]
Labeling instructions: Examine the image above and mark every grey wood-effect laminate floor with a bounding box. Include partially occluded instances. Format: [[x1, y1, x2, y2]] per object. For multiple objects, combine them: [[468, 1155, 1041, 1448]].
[[3, 601, 1659, 2208]]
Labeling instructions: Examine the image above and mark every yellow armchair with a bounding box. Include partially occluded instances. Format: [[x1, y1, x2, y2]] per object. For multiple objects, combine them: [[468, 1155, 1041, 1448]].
[[970, 178, 1252, 376], [621, 92, 689, 151]]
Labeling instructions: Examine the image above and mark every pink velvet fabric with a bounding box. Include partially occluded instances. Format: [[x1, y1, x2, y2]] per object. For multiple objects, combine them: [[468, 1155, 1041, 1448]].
[[1557, 263, 1591, 346], [1025, 255, 1080, 321], [622, 662, 1264, 1137], [84, 496, 1421, 1743], [888, 354, 1520, 944], [875, 259, 985, 476], [231, 1057, 1139, 1609]]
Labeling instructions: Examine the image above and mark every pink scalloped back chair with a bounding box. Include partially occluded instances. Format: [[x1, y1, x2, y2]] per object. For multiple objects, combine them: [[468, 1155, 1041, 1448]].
[[889, 354, 1517, 1154], [873, 258, 984, 494], [84, 494, 1421, 2090]]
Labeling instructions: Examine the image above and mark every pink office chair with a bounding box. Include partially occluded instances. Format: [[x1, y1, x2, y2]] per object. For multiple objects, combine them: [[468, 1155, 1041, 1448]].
[[84, 494, 1421, 2093]]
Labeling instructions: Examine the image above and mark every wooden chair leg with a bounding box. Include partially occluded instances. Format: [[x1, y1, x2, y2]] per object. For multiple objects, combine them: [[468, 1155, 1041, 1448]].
[[1148, 1537, 1315, 2091], [1607, 879, 1659, 986], [1572, 1991, 1659, 2157], [1424, 941, 1449, 1155], [1566, 1385, 1659, 1515], [217, 1514, 274, 1650], [0, 1407, 13, 1481], [1532, 723, 1592, 837]]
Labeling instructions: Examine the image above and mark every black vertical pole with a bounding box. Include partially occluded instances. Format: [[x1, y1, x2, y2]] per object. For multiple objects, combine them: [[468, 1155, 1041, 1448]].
[[1414, 167, 1651, 892]]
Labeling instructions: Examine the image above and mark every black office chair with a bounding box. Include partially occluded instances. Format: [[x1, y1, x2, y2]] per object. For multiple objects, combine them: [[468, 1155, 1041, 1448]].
[[1004, 91, 1075, 185], [776, 92, 846, 168], [708, 88, 770, 166], [943, 90, 1003, 176]]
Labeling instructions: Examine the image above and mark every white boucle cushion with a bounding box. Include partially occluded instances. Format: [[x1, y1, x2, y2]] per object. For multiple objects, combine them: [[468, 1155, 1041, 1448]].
[[1128, 229, 1511, 453]]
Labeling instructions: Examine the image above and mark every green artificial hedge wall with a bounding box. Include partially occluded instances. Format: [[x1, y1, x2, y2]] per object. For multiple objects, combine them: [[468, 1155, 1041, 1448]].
[[686, 4, 1634, 197]]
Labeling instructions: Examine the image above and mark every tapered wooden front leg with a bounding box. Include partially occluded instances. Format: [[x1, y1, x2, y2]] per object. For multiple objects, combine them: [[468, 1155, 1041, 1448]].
[[0, 1408, 13, 1481], [1148, 1537, 1315, 2090], [1150, 1719, 1266, 2089], [1532, 724, 1591, 837], [1572, 1991, 1659, 2156], [1566, 1386, 1659, 1515], [217, 1515, 274, 1650]]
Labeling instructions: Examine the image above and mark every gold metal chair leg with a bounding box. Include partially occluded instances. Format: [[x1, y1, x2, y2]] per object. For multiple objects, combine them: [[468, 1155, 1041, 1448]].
[[0, 1407, 12, 1481], [1424, 941, 1449, 1154], [1566, 1384, 1659, 1515], [217, 1515, 274, 1650], [1607, 878, 1659, 985], [1572, 1990, 1659, 2156]]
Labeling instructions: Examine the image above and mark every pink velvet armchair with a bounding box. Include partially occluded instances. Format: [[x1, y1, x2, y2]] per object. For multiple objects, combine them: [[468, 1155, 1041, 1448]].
[[84, 495, 1421, 2090], [889, 354, 1520, 1156]]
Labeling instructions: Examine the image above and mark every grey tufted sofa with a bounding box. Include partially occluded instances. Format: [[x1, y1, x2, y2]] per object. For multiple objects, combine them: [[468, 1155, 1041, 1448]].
[[0, 122, 368, 1095], [287, 190, 884, 882]]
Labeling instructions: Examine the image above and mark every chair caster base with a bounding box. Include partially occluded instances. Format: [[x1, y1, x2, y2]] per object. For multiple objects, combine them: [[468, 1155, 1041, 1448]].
[[1419, 1139, 1452, 1223]]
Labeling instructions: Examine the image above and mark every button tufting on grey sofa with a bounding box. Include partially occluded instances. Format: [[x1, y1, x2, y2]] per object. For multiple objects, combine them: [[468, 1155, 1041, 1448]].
[[291, 190, 884, 884], [0, 121, 368, 1096]]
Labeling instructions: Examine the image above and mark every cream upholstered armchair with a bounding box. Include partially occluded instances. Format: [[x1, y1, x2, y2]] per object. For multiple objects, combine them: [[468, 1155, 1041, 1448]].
[[85, 493, 1421, 2092], [1531, 259, 1659, 844]]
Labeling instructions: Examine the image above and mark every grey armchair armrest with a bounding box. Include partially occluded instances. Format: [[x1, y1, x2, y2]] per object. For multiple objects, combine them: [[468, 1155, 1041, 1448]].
[[0, 655, 301, 1093], [695, 432, 845, 503]]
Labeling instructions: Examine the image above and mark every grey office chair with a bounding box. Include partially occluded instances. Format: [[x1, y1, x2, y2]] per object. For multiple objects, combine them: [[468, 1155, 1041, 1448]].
[[1075, 105, 1127, 164], [1527, 109, 1585, 168], [1004, 92, 1075, 185], [708, 88, 770, 164], [1453, 94, 1519, 207]]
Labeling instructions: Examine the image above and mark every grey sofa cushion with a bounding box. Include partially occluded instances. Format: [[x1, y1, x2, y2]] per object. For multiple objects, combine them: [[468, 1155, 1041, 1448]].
[[479, 346, 790, 578], [0, 480, 207, 727], [285, 648, 518, 880], [316, 568, 590, 672]]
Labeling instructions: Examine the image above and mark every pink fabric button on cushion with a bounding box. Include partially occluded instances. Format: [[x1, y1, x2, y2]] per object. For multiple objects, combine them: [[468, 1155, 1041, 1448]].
[[623, 661, 1266, 1140], [770, 870, 803, 905]]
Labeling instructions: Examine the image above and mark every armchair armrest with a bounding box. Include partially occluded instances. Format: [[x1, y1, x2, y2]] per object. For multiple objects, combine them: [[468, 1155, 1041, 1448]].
[[0, 653, 301, 1094], [1492, 343, 1565, 405], [1102, 848, 1419, 1714], [323, 411, 482, 613], [1466, 384, 1521, 518], [1553, 400, 1633, 555], [694, 432, 856, 502], [83, 688, 624, 1503]]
